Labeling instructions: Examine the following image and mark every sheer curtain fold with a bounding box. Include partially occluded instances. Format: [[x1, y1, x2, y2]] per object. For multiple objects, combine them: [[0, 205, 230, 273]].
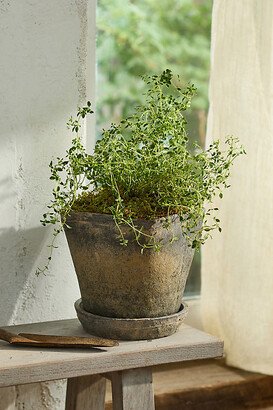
[[202, 0, 273, 375]]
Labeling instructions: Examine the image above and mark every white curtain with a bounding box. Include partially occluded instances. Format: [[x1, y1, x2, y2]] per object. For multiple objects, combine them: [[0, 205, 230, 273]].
[[202, 0, 273, 374]]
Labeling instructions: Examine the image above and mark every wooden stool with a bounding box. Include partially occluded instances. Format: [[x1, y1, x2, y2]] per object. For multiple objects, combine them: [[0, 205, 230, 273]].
[[0, 319, 223, 409]]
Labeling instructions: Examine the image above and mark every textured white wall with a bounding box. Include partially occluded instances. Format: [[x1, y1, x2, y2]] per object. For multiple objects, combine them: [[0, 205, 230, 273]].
[[0, 0, 96, 408]]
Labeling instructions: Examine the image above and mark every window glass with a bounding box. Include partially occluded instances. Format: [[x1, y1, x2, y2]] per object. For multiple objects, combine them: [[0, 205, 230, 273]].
[[96, 0, 212, 295]]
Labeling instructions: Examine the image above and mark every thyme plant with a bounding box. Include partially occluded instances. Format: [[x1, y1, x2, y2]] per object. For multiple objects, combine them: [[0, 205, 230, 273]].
[[37, 70, 245, 275]]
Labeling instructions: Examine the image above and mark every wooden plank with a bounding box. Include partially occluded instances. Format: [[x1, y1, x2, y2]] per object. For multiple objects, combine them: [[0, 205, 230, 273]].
[[0, 319, 223, 387], [65, 374, 106, 410], [111, 368, 154, 410], [106, 360, 273, 410], [154, 377, 273, 410], [153, 360, 273, 410]]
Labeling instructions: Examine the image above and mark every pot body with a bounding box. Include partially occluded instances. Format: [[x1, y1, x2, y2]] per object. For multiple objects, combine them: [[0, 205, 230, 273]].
[[65, 212, 194, 319]]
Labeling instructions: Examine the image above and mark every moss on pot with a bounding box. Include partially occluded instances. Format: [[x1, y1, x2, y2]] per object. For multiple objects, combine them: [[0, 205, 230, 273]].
[[72, 188, 183, 220]]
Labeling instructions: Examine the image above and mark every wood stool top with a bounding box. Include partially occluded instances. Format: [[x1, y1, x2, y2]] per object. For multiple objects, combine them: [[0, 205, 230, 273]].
[[0, 319, 223, 388]]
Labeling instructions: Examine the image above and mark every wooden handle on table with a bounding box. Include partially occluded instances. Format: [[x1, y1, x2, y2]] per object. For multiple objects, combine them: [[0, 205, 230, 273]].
[[0, 328, 119, 348], [0, 328, 33, 344], [19, 333, 119, 347], [0, 328, 14, 342]]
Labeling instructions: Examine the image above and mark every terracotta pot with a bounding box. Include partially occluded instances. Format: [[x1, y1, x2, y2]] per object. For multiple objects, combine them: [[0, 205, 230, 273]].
[[65, 212, 194, 320]]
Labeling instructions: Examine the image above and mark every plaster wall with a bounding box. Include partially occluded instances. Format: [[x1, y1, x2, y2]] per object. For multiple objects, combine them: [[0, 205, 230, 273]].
[[0, 0, 96, 408]]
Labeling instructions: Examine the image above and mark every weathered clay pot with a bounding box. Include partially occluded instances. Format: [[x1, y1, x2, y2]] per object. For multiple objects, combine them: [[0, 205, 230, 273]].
[[65, 212, 194, 321]]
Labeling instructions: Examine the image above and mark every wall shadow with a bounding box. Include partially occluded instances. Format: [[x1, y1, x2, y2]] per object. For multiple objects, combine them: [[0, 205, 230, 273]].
[[0, 225, 48, 326]]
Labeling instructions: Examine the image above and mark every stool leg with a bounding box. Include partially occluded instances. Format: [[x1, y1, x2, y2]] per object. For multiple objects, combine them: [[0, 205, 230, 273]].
[[110, 368, 155, 410], [65, 374, 106, 410]]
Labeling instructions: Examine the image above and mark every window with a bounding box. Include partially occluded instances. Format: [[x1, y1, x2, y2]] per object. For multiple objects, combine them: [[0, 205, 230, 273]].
[[96, 0, 212, 295]]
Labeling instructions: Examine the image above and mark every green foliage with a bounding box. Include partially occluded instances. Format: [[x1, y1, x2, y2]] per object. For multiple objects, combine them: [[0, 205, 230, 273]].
[[97, 0, 212, 130], [37, 70, 245, 275]]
